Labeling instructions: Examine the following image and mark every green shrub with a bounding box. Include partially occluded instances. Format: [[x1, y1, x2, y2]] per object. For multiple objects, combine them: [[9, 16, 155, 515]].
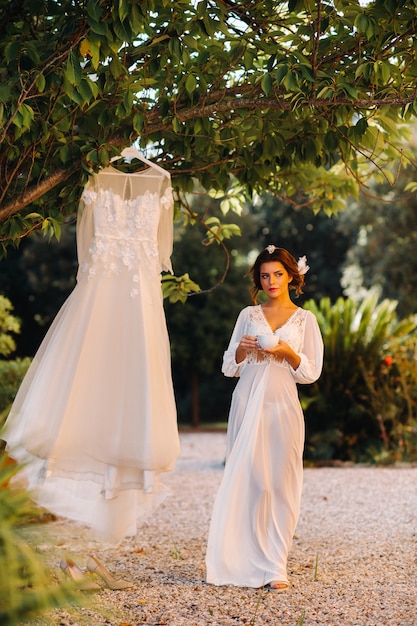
[[0, 452, 80, 624], [0, 295, 31, 431], [0, 358, 32, 429], [0, 297, 80, 622], [361, 336, 417, 463], [0, 295, 21, 358], [303, 294, 417, 462]]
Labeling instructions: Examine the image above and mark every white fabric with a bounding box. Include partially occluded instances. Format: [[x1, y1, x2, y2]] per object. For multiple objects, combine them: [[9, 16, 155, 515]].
[[4, 166, 180, 543], [206, 305, 323, 587]]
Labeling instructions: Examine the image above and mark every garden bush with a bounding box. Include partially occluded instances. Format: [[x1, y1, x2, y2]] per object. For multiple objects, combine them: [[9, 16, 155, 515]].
[[303, 294, 417, 462], [0, 295, 32, 429], [0, 358, 32, 429], [0, 453, 80, 624]]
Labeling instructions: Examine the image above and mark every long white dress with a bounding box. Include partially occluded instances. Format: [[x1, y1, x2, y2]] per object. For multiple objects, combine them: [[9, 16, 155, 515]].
[[4, 165, 180, 542], [206, 305, 323, 587]]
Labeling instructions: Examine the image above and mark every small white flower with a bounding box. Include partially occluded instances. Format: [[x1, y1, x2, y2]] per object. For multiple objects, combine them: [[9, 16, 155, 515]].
[[266, 245, 277, 254], [297, 255, 310, 275]]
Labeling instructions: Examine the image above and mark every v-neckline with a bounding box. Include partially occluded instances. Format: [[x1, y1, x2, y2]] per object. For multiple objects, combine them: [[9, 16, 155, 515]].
[[259, 305, 299, 334]]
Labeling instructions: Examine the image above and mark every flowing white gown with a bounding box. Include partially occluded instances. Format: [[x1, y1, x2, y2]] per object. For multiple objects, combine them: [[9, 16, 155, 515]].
[[206, 305, 323, 587], [4, 165, 180, 542]]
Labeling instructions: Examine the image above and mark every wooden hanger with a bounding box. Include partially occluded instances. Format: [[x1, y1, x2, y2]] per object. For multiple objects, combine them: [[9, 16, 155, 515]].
[[110, 147, 170, 178]]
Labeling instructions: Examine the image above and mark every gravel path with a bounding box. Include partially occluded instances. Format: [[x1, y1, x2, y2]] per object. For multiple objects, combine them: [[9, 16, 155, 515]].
[[25, 432, 417, 626]]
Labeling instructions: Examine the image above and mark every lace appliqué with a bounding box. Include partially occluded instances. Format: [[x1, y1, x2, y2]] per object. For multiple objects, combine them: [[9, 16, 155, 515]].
[[245, 306, 307, 366], [80, 188, 162, 298], [160, 186, 174, 212]]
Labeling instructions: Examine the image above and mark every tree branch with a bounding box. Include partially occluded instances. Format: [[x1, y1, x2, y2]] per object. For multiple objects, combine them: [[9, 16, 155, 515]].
[[2, 90, 417, 222], [144, 93, 417, 133], [0, 167, 77, 222]]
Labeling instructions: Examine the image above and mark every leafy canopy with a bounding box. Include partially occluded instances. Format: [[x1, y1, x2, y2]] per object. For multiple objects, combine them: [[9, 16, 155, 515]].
[[1, 0, 417, 252]]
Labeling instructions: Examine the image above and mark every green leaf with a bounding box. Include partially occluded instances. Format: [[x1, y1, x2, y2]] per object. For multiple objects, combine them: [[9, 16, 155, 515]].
[[86, 149, 99, 166], [35, 73, 46, 93], [118, 0, 130, 22], [275, 64, 288, 84], [86, 0, 104, 21], [182, 34, 199, 50], [23, 41, 41, 65], [133, 112, 144, 133], [354, 13, 369, 35], [261, 73, 273, 96], [109, 56, 127, 78], [185, 74, 197, 94], [197, 0, 207, 19], [404, 181, 417, 193], [59, 144, 71, 164], [355, 117, 368, 136], [77, 79, 93, 104], [89, 40, 101, 70], [4, 41, 20, 63], [0, 85, 11, 102], [168, 37, 181, 59], [17, 104, 35, 130], [299, 64, 315, 82], [88, 19, 109, 36], [161, 273, 200, 302], [64, 50, 82, 85]]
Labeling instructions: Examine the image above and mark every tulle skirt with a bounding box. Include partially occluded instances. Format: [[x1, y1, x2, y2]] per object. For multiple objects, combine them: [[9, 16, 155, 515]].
[[4, 269, 180, 542]]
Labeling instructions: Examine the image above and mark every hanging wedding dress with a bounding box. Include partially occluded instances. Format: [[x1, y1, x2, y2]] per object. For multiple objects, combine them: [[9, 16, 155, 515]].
[[4, 154, 180, 542], [206, 305, 323, 587]]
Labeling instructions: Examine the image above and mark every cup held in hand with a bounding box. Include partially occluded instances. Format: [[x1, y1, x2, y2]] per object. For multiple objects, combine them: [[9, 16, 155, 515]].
[[257, 334, 279, 349]]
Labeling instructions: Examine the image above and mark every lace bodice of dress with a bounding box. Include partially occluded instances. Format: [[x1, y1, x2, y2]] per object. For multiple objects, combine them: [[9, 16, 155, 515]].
[[77, 168, 173, 293], [245, 305, 307, 365]]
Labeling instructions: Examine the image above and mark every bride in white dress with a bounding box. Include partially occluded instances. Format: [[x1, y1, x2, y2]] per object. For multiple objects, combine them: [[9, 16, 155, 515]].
[[3, 150, 180, 543], [206, 245, 323, 590]]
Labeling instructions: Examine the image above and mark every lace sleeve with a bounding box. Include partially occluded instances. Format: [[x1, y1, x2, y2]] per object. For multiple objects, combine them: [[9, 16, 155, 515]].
[[75, 179, 95, 281], [290, 310, 324, 384], [157, 177, 174, 274], [221, 308, 249, 378]]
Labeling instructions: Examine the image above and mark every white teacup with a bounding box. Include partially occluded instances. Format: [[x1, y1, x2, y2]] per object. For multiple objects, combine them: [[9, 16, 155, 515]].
[[257, 334, 279, 350]]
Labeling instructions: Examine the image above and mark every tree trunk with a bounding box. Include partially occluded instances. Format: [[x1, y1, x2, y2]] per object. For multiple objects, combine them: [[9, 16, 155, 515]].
[[191, 370, 200, 428]]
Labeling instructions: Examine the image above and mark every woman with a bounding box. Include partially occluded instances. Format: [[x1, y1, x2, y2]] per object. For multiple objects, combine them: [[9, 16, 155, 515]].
[[206, 245, 323, 591]]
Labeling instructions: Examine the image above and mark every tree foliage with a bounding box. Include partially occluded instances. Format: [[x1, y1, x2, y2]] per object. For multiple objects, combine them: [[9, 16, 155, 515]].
[[165, 197, 254, 425], [339, 153, 417, 318], [2, 0, 417, 259], [245, 192, 352, 302]]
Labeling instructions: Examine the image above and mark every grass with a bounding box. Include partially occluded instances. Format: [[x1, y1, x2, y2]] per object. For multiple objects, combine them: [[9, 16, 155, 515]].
[[298, 611, 306, 625], [313, 553, 319, 582], [249, 585, 266, 626]]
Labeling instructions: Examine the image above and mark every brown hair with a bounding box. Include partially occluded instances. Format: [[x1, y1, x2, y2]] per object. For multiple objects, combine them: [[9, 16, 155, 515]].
[[248, 246, 305, 303]]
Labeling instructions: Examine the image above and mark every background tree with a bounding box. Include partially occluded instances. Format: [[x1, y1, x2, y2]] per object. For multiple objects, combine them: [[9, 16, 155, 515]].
[[246, 193, 352, 302], [339, 153, 417, 318], [2, 0, 417, 286], [165, 190, 352, 425], [165, 201, 255, 426], [0, 225, 77, 356]]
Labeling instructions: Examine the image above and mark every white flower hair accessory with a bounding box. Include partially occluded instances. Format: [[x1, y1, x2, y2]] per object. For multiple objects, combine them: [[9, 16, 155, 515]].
[[297, 255, 310, 275], [266, 245, 277, 254]]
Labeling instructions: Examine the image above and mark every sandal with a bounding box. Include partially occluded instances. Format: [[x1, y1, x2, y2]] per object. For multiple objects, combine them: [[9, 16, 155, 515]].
[[266, 580, 290, 592]]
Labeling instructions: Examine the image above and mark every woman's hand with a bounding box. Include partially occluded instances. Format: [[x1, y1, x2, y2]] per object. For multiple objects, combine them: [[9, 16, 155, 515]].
[[261, 340, 301, 370], [235, 335, 258, 363]]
